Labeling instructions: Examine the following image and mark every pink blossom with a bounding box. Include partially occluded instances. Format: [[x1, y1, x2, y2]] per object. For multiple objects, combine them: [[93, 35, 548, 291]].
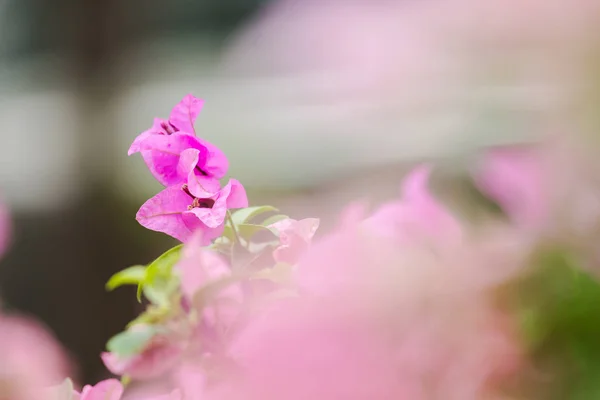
[[136, 179, 248, 243], [128, 94, 228, 190], [364, 165, 462, 246], [0, 313, 70, 400], [74, 379, 123, 400], [235, 214, 522, 400], [176, 233, 242, 332], [213, 300, 409, 400], [268, 218, 319, 264], [475, 145, 548, 231], [101, 334, 183, 381]]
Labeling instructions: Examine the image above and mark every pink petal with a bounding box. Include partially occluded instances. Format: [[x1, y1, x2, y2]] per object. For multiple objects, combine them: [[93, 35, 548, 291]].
[[270, 218, 320, 264], [175, 363, 205, 400], [128, 118, 166, 155], [78, 379, 123, 400], [365, 165, 462, 246], [195, 138, 229, 179], [169, 94, 205, 134], [177, 234, 231, 301], [136, 186, 194, 242], [146, 390, 183, 400], [101, 338, 182, 380], [475, 146, 547, 231], [222, 179, 249, 209], [0, 314, 71, 398], [139, 133, 207, 187], [181, 213, 226, 246], [178, 148, 221, 198]]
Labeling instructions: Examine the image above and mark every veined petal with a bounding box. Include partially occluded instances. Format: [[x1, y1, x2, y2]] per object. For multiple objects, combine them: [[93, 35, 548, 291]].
[[169, 94, 204, 134], [136, 186, 194, 242]]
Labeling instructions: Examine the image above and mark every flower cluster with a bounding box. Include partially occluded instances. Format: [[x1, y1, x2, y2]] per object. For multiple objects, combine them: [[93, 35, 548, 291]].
[[131, 95, 248, 244], [3, 95, 600, 399]]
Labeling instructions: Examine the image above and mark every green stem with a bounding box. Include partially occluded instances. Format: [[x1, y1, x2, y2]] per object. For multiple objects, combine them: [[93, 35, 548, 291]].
[[226, 210, 243, 247]]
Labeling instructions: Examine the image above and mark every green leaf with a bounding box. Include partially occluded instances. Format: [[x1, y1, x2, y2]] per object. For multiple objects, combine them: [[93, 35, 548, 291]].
[[137, 244, 184, 304], [238, 224, 277, 240], [106, 265, 147, 291], [106, 326, 160, 357], [145, 245, 184, 279], [232, 206, 278, 225], [260, 214, 289, 227]]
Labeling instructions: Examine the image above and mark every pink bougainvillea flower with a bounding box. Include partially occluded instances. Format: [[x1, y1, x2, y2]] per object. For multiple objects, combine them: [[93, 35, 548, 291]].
[[128, 94, 228, 189], [364, 165, 462, 246], [74, 379, 123, 400], [0, 313, 70, 400], [136, 179, 248, 244], [268, 218, 319, 265], [214, 299, 410, 400], [172, 363, 205, 400], [176, 233, 242, 331], [475, 145, 548, 231], [101, 332, 183, 381]]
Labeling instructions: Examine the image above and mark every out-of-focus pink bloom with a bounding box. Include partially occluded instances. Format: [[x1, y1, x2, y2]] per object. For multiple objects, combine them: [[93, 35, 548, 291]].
[[146, 390, 182, 400], [128, 94, 227, 190], [268, 218, 319, 265], [475, 145, 548, 231], [176, 233, 242, 331], [0, 313, 70, 400], [136, 179, 248, 243], [101, 332, 183, 381], [364, 165, 462, 246], [213, 300, 409, 400], [74, 379, 123, 400], [172, 363, 205, 400], [0, 199, 10, 258]]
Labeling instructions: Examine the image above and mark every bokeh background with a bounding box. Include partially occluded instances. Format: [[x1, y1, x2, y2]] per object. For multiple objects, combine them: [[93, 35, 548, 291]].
[[1, 0, 599, 385]]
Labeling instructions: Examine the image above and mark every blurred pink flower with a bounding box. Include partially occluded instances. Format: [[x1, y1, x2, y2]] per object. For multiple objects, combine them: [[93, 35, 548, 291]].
[[0, 313, 70, 400], [268, 218, 319, 265], [213, 300, 409, 400], [101, 332, 183, 381], [364, 165, 462, 246], [176, 233, 242, 332], [475, 145, 548, 231], [128, 94, 227, 190], [74, 379, 123, 400], [136, 179, 248, 243], [203, 197, 523, 400]]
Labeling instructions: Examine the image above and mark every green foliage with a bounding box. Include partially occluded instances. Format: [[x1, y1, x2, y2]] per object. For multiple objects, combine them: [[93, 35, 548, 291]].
[[231, 206, 278, 225], [106, 265, 147, 291], [106, 325, 161, 358], [105, 245, 183, 304], [139, 244, 183, 304], [513, 248, 600, 399], [260, 214, 290, 226]]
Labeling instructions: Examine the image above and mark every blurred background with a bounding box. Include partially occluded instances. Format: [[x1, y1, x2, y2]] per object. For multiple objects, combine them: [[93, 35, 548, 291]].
[[0, 0, 599, 384]]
